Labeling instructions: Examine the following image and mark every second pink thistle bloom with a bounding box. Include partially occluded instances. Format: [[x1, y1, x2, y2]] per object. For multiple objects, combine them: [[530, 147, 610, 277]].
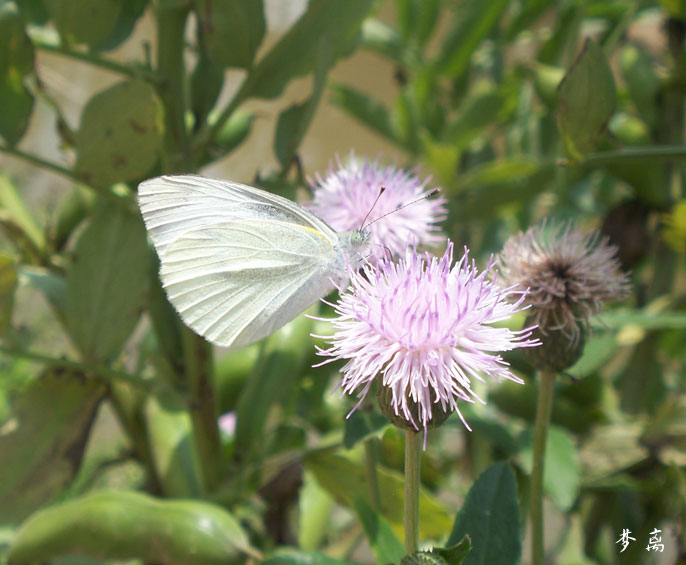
[[307, 154, 446, 259], [315, 242, 540, 431]]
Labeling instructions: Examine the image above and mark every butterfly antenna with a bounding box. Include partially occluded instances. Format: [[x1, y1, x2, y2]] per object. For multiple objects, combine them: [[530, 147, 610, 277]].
[[359, 186, 386, 229], [363, 188, 440, 230]]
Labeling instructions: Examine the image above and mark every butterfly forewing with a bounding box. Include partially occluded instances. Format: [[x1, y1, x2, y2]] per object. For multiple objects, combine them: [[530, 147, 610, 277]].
[[138, 174, 338, 256]]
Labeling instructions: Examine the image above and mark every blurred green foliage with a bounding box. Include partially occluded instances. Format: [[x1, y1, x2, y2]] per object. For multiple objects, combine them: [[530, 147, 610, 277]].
[[0, 1, 685, 564]]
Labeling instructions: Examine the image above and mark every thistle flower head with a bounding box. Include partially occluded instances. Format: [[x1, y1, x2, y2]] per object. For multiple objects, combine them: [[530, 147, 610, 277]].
[[307, 153, 446, 258], [314, 242, 538, 431], [498, 220, 631, 344]]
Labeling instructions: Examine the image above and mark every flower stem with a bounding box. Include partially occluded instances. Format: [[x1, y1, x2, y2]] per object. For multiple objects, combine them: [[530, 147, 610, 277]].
[[530, 369, 556, 565], [364, 438, 382, 511], [404, 429, 421, 555]]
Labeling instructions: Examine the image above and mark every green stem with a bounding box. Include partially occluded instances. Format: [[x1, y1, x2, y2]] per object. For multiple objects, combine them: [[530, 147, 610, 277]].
[[580, 145, 686, 166], [0, 144, 133, 208], [0, 345, 151, 390], [364, 438, 382, 511], [156, 3, 191, 171], [181, 327, 221, 492], [404, 429, 421, 555], [530, 369, 556, 565], [32, 39, 152, 80]]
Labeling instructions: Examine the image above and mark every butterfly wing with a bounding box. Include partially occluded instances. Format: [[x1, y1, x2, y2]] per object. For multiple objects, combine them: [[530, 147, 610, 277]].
[[159, 218, 341, 348], [138, 174, 337, 257]]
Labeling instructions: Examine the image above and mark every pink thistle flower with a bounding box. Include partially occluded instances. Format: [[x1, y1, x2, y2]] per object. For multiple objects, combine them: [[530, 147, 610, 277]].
[[498, 221, 631, 345], [307, 153, 446, 259], [314, 242, 539, 432]]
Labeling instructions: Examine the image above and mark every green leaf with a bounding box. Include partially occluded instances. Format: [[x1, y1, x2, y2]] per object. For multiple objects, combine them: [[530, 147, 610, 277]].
[[145, 388, 203, 497], [262, 550, 362, 565], [395, 0, 440, 47], [190, 55, 225, 127], [305, 451, 452, 540], [330, 82, 399, 145], [557, 39, 616, 161], [359, 18, 406, 65], [353, 498, 405, 565], [619, 44, 659, 128], [274, 35, 332, 168], [0, 369, 105, 525], [18, 266, 67, 324], [7, 490, 257, 563], [401, 536, 472, 565], [91, 0, 147, 52], [444, 82, 518, 149], [518, 426, 580, 511], [74, 80, 163, 187], [0, 173, 45, 255], [0, 2, 34, 75], [590, 307, 686, 331], [65, 205, 150, 363], [195, 0, 265, 69], [234, 312, 312, 461], [44, 0, 120, 46], [457, 157, 541, 191], [343, 409, 389, 449], [247, 0, 375, 99], [298, 471, 335, 552], [447, 462, 521, 565], [435, 0, 508, 79], [0, 71, 34, 147], [0, 255, 17, 336]]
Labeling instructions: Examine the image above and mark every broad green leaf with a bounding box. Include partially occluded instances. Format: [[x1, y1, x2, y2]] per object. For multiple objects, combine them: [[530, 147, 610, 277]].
[[0, 369, 105, 525], [195, 0, 265, 69], [518, 426, 580, 511], [248, 0, 375, 99], [0, 255, 17, 336], [567, 333, 618, 378], [532, 63, 564, 108], [74, 80, 163, 187], [343, 409, 388, 449], [211, 110, 255, 156], [145, 388, 203, 497], [447, 462, 521, 565], [44, 0, 120, 46], [305, 451, 452, 540], [0, 173, 45, 255], [65, 205, 150, 363], [435, 0, 508, 78], [353, 498, 405, 565], [274, 35, 332, 168], [8, 490, 257, 563], [262, 550, 362, 565], [329, 83, 399, 145], [557, 39, 616, 161]]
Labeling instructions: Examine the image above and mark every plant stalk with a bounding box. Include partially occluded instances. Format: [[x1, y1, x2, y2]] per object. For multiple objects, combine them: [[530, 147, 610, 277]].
[[530, 369, 556, 565], [404, 429, 421, 555]]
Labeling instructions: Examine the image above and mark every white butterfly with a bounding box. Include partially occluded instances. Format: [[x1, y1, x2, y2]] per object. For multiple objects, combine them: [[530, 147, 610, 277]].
[[138, 174, 369, 349]]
